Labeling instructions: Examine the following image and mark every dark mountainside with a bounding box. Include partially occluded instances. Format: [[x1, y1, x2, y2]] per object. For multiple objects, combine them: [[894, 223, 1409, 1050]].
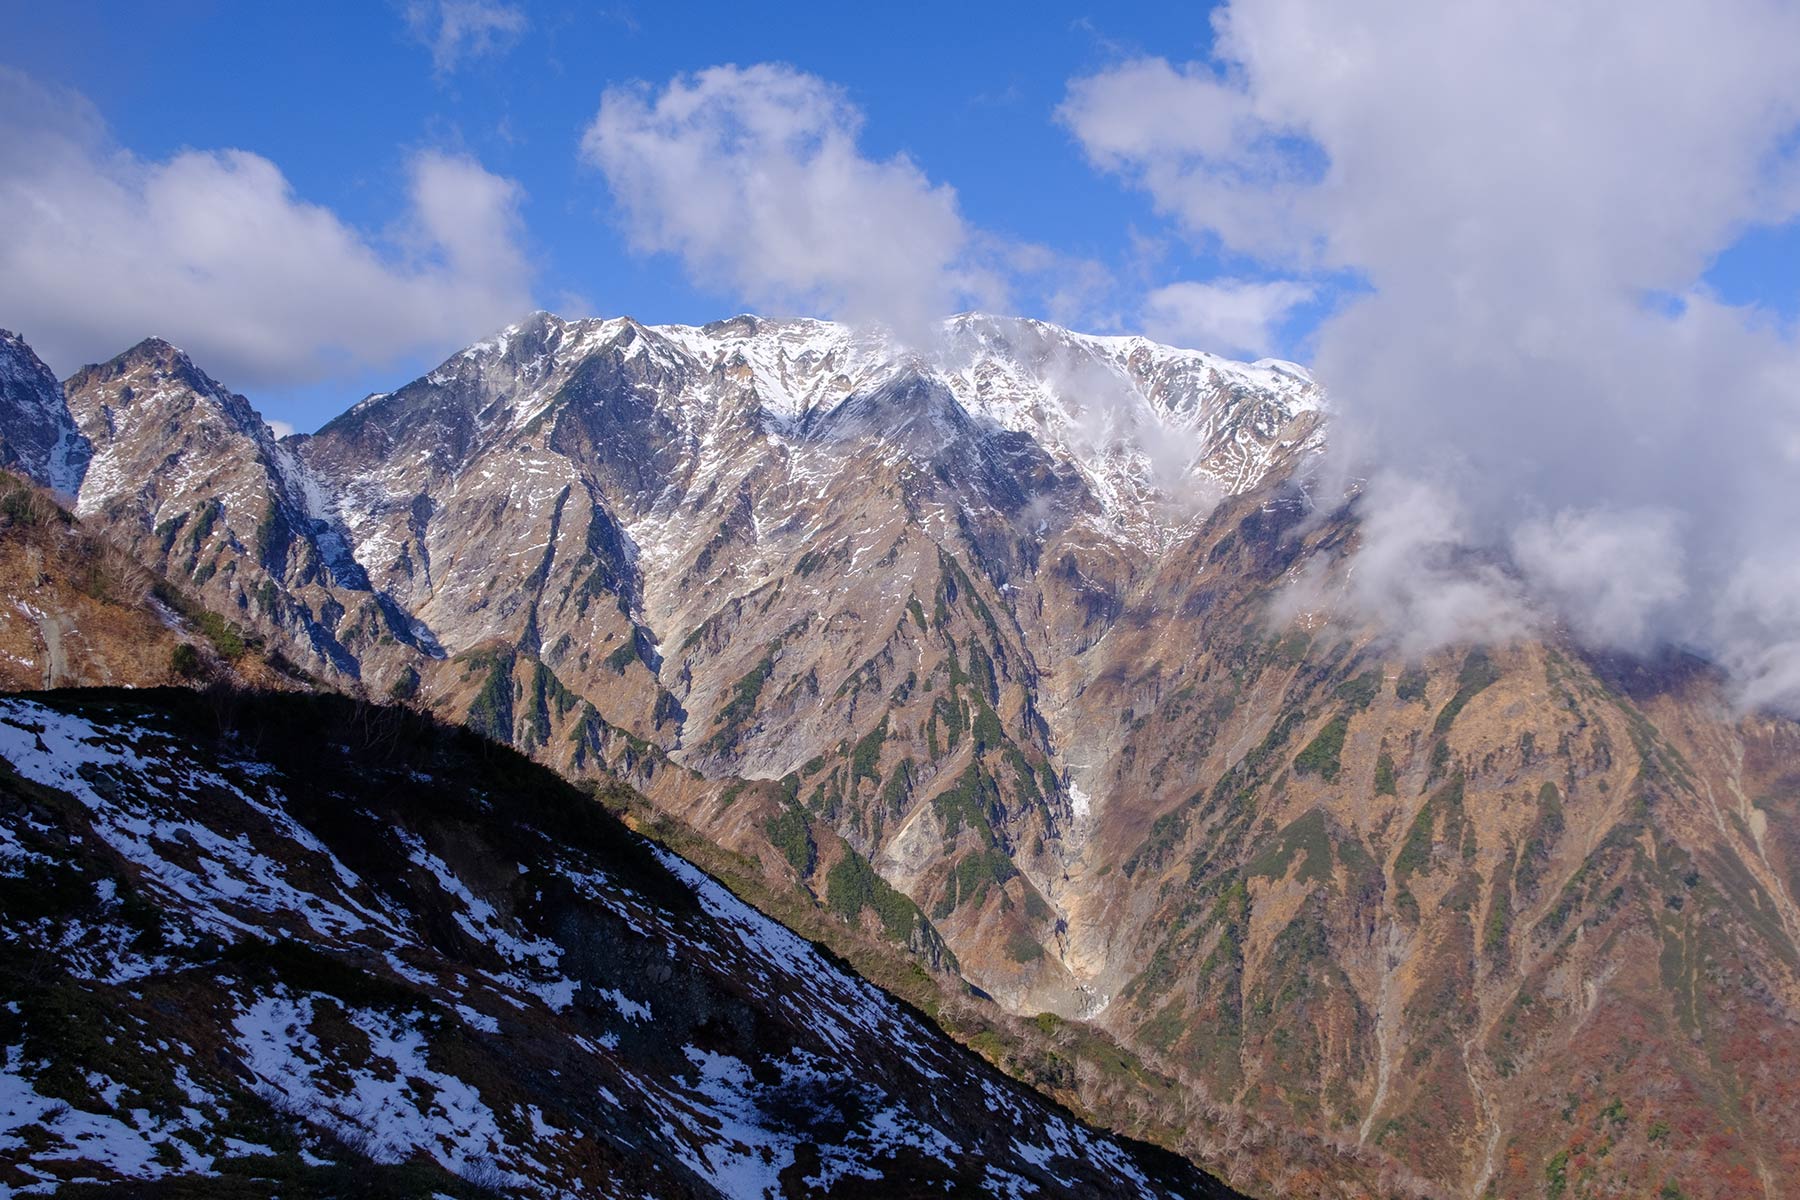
[[0, 330, 87, 497], [2, 315, 1797, 1199], [0, 685, 1232, 1198]]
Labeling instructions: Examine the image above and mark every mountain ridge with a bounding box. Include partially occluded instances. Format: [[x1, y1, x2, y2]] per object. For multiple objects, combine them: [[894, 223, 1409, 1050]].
[[2, 314, 1796, 1199]]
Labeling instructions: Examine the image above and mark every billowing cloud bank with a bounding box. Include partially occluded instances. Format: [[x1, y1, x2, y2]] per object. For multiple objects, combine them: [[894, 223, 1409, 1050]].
[[1064, 0, 1800, 708]]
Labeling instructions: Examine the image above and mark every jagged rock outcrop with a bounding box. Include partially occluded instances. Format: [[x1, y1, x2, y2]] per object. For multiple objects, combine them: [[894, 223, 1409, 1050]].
[[64, 337, 432, 681], [0, 330, 87, 496]]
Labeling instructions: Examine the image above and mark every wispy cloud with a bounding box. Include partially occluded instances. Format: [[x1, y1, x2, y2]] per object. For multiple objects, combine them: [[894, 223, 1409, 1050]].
[[1142, 278, 1313, 360], [404, 0, 526, 75]]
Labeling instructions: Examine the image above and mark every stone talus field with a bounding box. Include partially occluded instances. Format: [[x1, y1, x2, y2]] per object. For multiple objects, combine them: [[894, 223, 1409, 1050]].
[[3, 313, 1795, 1199]]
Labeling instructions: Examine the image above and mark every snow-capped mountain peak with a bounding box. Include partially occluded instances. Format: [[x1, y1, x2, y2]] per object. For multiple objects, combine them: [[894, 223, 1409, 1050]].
[[392, 309, 1325, 541]]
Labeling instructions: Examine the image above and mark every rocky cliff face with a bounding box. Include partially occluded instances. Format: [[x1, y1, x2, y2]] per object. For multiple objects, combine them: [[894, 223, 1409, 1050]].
[[3, 314, 1796, 1198], [0, 331, 87, 497], [63, 338, 435, 683], [1030, 502, 1800, 1197]]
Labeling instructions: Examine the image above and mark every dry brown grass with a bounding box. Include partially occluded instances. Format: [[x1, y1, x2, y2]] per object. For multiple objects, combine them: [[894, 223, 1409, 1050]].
[[0, 470, 263, 690]]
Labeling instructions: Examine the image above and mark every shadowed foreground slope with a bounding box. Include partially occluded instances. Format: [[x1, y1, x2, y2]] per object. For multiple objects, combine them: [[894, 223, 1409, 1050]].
[[0, 687, 1236, 1199]]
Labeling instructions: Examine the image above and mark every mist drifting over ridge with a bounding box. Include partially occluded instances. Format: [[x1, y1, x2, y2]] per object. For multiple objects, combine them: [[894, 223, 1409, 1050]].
[[1062, 0, 1800, 711]]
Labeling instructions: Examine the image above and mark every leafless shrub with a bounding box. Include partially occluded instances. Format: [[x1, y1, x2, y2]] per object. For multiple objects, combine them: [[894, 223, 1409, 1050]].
[[92, 534, 155, 607], [454, 1155, 517, 1194], [0, 476, 64, 529]]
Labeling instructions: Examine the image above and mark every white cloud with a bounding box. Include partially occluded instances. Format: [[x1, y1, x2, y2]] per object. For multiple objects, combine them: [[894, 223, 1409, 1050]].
[[582, 63, 991, 344], [405, 1, 526, 75], [0, 68, 534, 388], [1278, 475, 1533, 657], [1512, 508, 1688, 653], [1064, 0, 1800, 708], [1142, 278, 1313, 359], [1716, 554, 1800, 711], [1060, 57, 1314, 262]]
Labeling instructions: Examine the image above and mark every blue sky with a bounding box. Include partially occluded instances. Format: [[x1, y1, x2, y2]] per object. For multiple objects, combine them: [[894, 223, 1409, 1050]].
[[8, 1, 1180, 299], [2, 1, 1797, 440], [4, 2, 1287, 428]]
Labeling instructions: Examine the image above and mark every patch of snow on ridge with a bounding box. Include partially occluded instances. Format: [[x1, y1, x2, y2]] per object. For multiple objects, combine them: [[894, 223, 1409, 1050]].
[[394, 828, 561, 969], [425, 310, 1320, 536], [232, 990, 536, 1186], [1067, 780, 1093, 825], [649, 846, 945, 1074], [639, 1043, 962, 1199], [0, 699, 396, 945], [0, 1043, 210, 1190]]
